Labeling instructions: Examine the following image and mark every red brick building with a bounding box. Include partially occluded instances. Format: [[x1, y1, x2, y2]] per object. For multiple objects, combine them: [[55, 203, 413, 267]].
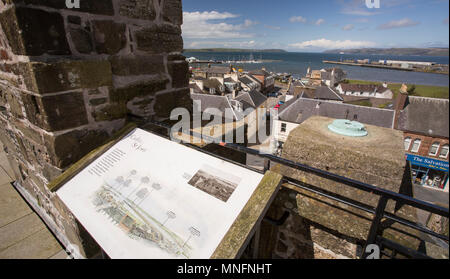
[[249, 68, 274, 94], [395, 90, 449, 192], [402, 132, 448, 160]]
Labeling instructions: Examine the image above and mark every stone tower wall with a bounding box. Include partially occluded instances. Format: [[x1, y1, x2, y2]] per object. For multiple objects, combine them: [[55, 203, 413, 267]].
[[0, 0, 190, 257]]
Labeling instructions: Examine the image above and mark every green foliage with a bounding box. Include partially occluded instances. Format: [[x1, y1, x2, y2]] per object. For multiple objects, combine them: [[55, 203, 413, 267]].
[[346, 80, 449, 99], [407, 85, 417, 95]]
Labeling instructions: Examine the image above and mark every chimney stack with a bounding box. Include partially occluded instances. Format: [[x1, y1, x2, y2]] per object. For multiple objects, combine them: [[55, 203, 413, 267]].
[[393, 83, 409, 129]]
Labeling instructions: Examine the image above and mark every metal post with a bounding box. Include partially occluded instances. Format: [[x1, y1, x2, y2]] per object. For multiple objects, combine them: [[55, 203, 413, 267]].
[[362, 196, 388, 259], [263, 158, 271, 172]]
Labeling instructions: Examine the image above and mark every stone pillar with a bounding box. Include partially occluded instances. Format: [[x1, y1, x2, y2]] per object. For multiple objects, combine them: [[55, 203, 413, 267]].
[[0, 0, 190, 257]]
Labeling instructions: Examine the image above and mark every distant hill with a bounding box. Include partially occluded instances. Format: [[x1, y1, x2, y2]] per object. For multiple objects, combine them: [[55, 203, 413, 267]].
[[183, 48, 288, 53], [324, 48, 449, 57]]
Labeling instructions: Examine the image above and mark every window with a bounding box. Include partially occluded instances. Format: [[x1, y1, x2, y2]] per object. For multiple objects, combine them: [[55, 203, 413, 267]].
[[439, 145, 449, 159], [411, 139, 421, 153], [429, 142, 440, 156], [281, 123, 287, 133], [404, 137, 412, 151]]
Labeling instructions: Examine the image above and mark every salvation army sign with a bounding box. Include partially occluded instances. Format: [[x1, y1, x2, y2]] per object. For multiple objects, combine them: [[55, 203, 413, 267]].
[[406, 154, 449, 172]]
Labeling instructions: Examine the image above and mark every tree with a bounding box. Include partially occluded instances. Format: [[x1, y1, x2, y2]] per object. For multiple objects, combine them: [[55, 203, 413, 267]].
[[407, 85, 417, 96]]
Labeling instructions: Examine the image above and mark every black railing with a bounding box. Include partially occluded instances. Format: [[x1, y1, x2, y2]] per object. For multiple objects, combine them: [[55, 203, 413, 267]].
[[136, 117, 449, 259]]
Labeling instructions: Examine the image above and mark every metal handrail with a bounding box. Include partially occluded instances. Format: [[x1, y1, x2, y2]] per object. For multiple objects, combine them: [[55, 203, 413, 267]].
[[135, 117, 449, 259], [285, 177, 449, 242]]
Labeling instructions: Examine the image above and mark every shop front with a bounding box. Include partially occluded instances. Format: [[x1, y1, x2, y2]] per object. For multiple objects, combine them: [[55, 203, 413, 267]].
[[406, 154, 449, 192]]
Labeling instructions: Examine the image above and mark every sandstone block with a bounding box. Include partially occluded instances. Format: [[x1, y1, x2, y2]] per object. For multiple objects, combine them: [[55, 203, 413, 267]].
[[154, 88, 190, 118], [92, 103, 127, 122], [10, 0, 115, 15], [118, 0, 156, 20], [29, 60, 112, 94], [111, 78, 168, 103], [44, 129, 110, 168], [168, 60, 189, 88], [22, 91, 88, 131], [135, 24, 183, 53], [162, 0, 183, 25], [0, 7, 71, 56], [93, 20, 127, 55], [89, 97, 107, 106], [70, 27, 93, 54], [39, 92, 88, 131], [109, 54, 165, 76]]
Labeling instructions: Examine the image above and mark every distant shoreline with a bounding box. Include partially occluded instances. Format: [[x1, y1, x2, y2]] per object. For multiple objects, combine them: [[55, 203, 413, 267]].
[[183, 48, 287, 53], [183, 48, 449, 57], [323, 60, 449, 75], [324, 48, 449, 57]]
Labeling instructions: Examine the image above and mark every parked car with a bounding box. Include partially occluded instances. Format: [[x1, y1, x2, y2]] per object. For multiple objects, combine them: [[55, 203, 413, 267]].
[[268, 92, 280, 98]]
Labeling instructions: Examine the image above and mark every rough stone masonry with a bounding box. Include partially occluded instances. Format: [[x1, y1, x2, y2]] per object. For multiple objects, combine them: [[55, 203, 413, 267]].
[[0, 0, 190, 257]]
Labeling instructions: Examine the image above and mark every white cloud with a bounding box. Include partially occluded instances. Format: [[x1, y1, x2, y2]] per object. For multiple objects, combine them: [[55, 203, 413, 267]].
[[340, 9, 379, 16], [184, 11, 238, 21], [243, 19, 258, 27], [342, 24, 354, 31], [187, 40, 260, 49], [338, 0, 380, 16], [315, 19, 325, 25], [355, 18, 369, 23], [289, 16, 307, 23], [377, 18, 420, 29], [265, 25, 281, 30], [289, 38, 376, 49], [182, 11, 253, 39]]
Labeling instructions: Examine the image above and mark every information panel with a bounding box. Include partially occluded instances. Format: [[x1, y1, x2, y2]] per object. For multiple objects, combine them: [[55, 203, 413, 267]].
[[57, 129, 264, 259]]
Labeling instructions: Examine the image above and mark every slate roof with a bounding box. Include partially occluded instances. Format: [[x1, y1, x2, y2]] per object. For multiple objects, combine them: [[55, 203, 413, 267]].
[[278, 97, 395, 128], [206, 66, 230, 75], [202, 78, 224, 93], [239, 76, 256, 86], [249, 69, 271, 77], [313, 86, 343, 101], [191, 93, 258, 121], [189, 83, 203, 93], [288, 81, 307, 96], [397, 96, 449, 138], [224, 77, 236, 83], [191, 93, 237, 120], [320, 71, 332, 81], [339, 84, 390, 93], [235, 90, 267, 108], [324, 68, 346, 79]]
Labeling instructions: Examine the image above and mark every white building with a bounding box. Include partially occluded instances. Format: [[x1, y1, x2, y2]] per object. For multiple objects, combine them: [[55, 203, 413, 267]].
[[335, 83, 393, 99], [272, 97, 396, 148]]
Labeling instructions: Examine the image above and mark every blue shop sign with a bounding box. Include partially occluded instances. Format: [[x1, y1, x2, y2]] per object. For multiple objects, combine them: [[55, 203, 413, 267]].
[[406, 154, 449, 172]]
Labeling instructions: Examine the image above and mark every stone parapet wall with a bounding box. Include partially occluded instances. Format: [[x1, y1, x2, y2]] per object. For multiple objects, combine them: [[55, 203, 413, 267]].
[[259, 117, 427, 259], [0, 0, 190, 256]]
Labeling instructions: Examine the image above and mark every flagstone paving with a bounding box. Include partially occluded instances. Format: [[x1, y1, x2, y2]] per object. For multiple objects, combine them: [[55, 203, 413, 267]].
[[0, 143, 67, 259]]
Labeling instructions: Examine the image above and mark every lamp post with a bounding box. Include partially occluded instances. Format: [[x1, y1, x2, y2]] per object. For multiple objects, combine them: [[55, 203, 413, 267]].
[[162, 211, 177, 226], [183, 227, 200, 248]]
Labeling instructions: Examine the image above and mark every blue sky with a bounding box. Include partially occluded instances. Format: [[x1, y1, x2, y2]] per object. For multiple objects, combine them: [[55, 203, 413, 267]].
[[181, 0, 449, 52]]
